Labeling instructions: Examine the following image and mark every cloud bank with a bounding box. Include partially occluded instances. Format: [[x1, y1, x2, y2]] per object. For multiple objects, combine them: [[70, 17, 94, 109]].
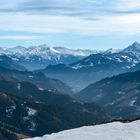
[[0, 0, 140, 48]]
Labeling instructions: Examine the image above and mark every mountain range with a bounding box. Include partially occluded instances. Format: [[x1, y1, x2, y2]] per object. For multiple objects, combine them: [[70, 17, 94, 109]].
[[0, 45, 99, 70], [40, 42, 140, 91], [1, 41, 140, 92], [0, 74, 110, 140], [0, 55, 26, 71], [0, 66, 73, 95], [0, 42, 140, 140]]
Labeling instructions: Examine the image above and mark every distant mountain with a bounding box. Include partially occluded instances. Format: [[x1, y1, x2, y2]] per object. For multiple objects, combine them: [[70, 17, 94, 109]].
[[40, 42, 140, 91], [22, 119, 140, 140], [0, 55, 26, 71], [0, 66, 73, 95], [123, 41, 140, 56], [103, 48, 122, 54], [0, 51, 74, 95], [1, 42, 140, 140], [2, 45, 98, 57], [0, 75, 110, 139], [0, 45, 99, 70], [1, 42, 140, 92], [76, 70, 140, 119]]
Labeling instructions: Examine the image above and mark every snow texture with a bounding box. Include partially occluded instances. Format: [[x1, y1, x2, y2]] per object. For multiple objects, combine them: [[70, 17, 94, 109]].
[[22, 120, 140, 140]]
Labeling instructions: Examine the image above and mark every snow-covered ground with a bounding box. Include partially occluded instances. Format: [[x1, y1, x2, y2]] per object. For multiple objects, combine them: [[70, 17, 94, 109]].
[[22, 120, 140, 140]]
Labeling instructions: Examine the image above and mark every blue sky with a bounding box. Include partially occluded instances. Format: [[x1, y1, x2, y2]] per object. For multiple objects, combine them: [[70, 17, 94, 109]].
[[0, 0, 140, 50]]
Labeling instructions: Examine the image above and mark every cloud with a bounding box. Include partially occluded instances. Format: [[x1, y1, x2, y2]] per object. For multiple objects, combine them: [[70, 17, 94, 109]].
[[0, 0, 116, 17], [0, 13, 139, 37], [0, 0, 140, 17], [116, 0, 140, 10], [109, 0, 140, 14], [0, 35, 41, 40], [0, 0, 139, 41]]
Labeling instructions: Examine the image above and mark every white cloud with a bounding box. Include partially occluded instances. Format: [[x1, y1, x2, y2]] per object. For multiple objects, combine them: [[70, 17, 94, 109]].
[[0, 35, 41, 40], [0, 0, 139, 40], [116, 0, 140, 10], [0, 13, 140, 36]]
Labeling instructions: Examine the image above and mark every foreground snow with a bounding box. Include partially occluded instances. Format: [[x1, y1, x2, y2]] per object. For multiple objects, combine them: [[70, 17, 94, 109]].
[[23, 120, 140, 140]]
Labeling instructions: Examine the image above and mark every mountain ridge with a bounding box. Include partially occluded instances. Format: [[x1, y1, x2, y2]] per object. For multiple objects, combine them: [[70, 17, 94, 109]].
[[76, 69, 140, 119], [40, 42, 140, 91], [0, 75, 110, 139], [0, 45, 100, 70]]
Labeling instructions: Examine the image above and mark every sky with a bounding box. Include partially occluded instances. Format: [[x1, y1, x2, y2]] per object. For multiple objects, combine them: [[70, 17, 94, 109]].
[[0, 0, 140, 50]]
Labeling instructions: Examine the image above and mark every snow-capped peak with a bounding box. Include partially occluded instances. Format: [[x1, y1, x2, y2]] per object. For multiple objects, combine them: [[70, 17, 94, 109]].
[[0, 45, 98, 58], [47, 47, 60, 54], [27, 46, 60, 55], [104, 48, 122, 54], [132, 41, 140, 48], [9, 46, 26, 52], [53, 47, 102, 56], [123, 41, 140, 55]]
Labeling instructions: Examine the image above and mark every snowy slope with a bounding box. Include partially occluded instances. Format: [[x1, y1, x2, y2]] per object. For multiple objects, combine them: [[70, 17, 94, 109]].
[[22, 120, 140, 140]]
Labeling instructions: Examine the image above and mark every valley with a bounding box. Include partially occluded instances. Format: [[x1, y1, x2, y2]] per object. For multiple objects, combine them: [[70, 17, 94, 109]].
[[1, 0, 140, 139], [0, 42, 140, 140]]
